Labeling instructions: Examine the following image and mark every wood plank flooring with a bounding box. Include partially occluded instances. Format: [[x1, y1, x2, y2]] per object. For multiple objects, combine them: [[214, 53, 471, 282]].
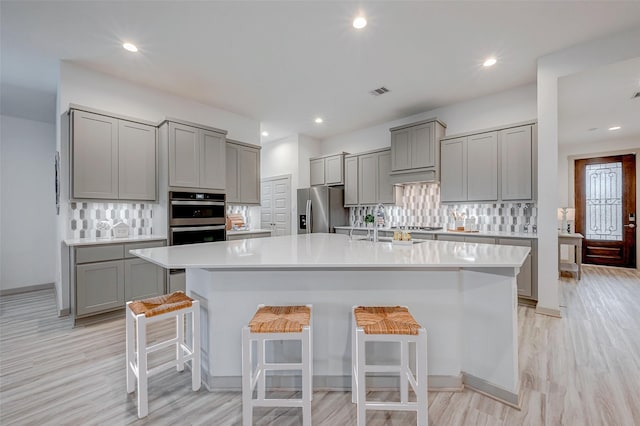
[[1, 265, 639, 425]]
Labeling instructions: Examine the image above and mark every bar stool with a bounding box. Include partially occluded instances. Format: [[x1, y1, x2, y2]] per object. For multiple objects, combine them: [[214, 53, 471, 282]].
[[242, 305, 313, 426], [126, 291, 201, 418], [352, 306, 428, 426]]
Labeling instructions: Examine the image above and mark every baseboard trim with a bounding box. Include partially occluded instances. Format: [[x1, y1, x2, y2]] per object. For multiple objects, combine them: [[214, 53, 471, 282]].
[[58, 308, 70, 317], [462, 372, 520, 409], [535, 305, 562, 318], [0, 282, 54, 296], [203, 373, 463, 393]]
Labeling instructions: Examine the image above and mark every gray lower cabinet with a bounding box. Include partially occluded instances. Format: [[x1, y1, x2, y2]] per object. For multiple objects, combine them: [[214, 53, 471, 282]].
[[226, 140, 261, 204], [71, 109, 157, 201], [74, 240, 166, 318], [498, 238, 536, 299], [226, 231, 272, 241]]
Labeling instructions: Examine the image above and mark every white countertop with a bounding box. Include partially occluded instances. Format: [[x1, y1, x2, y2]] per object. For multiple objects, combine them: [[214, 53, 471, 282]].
[[130, 233, 529, 270], [334, 226, 538, 239], [64, 234, 167, 247], [226, 229, 272, 236]]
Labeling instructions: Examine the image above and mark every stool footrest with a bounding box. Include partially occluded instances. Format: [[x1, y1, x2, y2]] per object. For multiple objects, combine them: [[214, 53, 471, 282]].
[[364, 401, 422, 411], [147, 337, 180, 353], [252, 399, 305, 408], [363, 365, 404, 373], [261, 362, 303, 370]]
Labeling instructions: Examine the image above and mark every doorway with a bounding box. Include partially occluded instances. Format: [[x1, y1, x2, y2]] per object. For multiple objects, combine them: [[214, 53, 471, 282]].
[[575, 154, 636, 268], [260, 175, 291, 236]]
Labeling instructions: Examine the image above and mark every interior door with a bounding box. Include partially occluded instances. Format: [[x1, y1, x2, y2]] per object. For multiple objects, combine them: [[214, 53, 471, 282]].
[[260, 176, 291, 236], [575, 154, 636, 268]]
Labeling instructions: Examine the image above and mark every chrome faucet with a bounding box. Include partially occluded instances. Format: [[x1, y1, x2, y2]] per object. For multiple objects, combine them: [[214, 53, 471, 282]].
[[372, 203, 386, 243]]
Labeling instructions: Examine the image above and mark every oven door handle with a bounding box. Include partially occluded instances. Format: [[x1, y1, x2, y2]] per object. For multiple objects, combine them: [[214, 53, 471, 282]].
[[171, 200, 225, 206], [171, 225, 226, 232]]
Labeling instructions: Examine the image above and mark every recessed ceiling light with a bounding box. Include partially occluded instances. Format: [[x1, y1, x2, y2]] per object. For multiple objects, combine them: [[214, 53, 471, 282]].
[[122, 42, 138, 52], [608, 126, 621, 131], [261, 131, 269, 137], [314, 117, 324, 124], [353, 16, 367, 29], [483, 57, 497, 67]]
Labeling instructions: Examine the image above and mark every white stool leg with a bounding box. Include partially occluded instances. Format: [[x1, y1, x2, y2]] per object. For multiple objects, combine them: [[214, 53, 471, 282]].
[[417, 330, 428, 426], [176, 309, 185, 372], [136, 314, 148, 418], [191, 302, 201, 391], [301, 326, 311, 426], [257, 336, 266, 401], [351, 313, 357, 404], [241, 327, 253, 426], [356, 329, 366, 426], [400, 340, 409, 404], [125, 305, 135, 394]]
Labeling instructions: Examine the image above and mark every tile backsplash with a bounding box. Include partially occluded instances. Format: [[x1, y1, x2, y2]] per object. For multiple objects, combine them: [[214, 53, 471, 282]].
[[349, 183, 537, 233], [68, 202, 154, 239]]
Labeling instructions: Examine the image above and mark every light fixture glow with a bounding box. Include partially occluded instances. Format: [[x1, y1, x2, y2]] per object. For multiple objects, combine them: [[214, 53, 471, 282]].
[[123, 42, 138, 52], [483, 57, 497, 67], [314, 117, 324, 124], [261, 131, 269, 137], [353, 16, 367, 29], [608, 126, 621, 131]]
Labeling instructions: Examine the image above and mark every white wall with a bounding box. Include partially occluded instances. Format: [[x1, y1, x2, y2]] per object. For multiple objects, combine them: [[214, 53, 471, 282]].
[[1, 115, 56, 291], [321, 84, 537, 154]]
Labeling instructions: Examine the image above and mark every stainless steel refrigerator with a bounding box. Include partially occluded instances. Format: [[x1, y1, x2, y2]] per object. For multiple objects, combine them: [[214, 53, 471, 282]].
[[297, 187, 349, 234]]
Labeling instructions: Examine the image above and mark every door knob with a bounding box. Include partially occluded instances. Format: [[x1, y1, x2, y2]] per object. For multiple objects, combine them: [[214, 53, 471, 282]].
[[624, 224, 636, 228]]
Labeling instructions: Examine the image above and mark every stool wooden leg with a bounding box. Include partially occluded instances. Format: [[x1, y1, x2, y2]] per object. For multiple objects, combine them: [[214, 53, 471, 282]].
[[176, 310, 185, 372], [125, 306, 135, 394], [241, 327, 252, 426], [191, 302, 201, 391], [136, 315, 148, 418], [356, 329, 366, 426], [417, 330, 428, 426], [302, 327, 311, 426]]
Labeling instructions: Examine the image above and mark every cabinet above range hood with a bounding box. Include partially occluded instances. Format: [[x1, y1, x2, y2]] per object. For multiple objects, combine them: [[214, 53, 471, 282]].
[[388, 118, 447, 185]]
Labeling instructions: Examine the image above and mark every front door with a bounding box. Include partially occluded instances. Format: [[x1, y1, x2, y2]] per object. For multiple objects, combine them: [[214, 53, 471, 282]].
[[575, 154, 636, 268]]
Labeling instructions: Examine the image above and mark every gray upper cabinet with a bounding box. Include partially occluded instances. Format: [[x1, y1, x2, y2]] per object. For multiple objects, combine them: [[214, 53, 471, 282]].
[[226, 140, 261, 205], [377, 150, 394, 204], [167, 121, 227, 190], [389, 119, 447, 185], [309, 154, 345, 186], [440, 137, 467, 203], [500, 125, 534, 201], [467, 132, 498, 201], [72, 110, 119, 199], [71, 109, 157, 201], [118, 120, 156, 200], [358, 153, 378, 205], [344, 155, 358, 206]]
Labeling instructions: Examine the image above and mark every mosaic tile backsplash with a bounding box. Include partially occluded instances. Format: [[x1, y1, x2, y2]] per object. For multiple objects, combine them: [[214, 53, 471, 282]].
[[68, 202, 154, 239], [349, 183, 537, 233]]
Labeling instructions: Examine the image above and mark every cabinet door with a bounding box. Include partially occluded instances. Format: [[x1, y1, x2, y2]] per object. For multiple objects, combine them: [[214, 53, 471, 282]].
[[200, 130, 226, 190], [377, 150, 394, 204], [467, 132, 498, 201], [391, 128, 411, 171], [437, 234, 466, 242], [226, 143, 240, 203], [240, 146, 260, 204], [72, 111, 119, 199], [325, 155, 344, 185], [76, 260, 124, 316], [499, 239, 533, 298], [410, 122, 435, 169], [358, 153, 378, 205], [310, 159, 325, 186], [440, 137, 467, 202], [124, 258, 165, 301], [169, 271, 186, 293], [465, 236, 495, 244], [118, 121, 156, 200], [168, 122, 199, 188], [344, 156, 358, 206], [500, 125, 533, 201]]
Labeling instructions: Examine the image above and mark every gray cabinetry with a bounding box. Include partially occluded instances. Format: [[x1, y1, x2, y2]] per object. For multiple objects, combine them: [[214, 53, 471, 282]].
[[377, 150, 394, 204], [166, 120, 227, 190], [358, 153, 378, 205], [467, 132, 498, 201], [500, 125, 534, 201], [310, 154, 345, 186], [76, 260, 124, 316], [346, 149, 396, 206], [389, 119, 446, 184], [344, 155, 359, 206], [226, 140, 261, 205], [124, 258, 165, 301], [498, 238, 536, 299], [72, 109, 157, 201], [440, 137, 467, 202]]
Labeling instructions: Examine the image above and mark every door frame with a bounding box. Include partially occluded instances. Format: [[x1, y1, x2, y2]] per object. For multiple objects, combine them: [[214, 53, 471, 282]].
[[567, 148, 640, 269], [260, 174, 292, 235]]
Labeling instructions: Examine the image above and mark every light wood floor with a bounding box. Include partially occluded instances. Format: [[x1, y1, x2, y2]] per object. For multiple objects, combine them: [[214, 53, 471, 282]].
[[1, 265, 639, 425]]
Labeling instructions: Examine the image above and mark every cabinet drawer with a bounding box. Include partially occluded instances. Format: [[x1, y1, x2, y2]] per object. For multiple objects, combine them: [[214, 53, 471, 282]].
[[465, 236, 496, 244], [76, 244, 124, 264], [124, 240, 166, 258], [498, 238, 532, 248]]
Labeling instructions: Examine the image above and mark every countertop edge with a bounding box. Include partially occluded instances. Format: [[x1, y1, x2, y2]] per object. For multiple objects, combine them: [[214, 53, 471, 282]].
[[64, 235, 167, 247], [334, 226, 538, 239]]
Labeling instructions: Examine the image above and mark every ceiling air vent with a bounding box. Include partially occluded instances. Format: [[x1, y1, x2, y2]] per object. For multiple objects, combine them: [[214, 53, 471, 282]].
[[633, 91, 640, 99], [369, 86, 390, 96]]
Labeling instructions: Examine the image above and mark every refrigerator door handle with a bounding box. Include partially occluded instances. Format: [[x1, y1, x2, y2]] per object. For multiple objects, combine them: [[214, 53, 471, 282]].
[[306, 199, 312, 234]]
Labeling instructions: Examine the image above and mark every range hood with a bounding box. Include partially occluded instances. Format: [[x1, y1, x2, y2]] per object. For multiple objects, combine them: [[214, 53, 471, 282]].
[[388, 168, 439, 185]]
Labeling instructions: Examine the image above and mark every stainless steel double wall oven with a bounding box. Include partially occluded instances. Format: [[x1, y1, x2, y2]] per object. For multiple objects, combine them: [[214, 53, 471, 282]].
[[169, 191, 226, 245]]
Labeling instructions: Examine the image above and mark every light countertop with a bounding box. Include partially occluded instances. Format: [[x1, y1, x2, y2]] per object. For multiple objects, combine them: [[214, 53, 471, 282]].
[[64, 234, 167, 247], [334, 226, 538, 239], [130, 233, 529, 270], [226, 229, 272, 236]]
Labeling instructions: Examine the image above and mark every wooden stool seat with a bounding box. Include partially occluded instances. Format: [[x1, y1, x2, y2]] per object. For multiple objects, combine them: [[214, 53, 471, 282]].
[[128, 291, 193, 317], [354, 306, 421, 335], [248, 305, 310, 333]]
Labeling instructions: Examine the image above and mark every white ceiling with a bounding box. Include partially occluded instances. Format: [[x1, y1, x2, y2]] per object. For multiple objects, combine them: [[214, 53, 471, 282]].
[[1, 1, 640, 143]]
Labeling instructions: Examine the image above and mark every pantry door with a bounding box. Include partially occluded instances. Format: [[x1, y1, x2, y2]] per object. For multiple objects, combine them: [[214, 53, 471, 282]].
[[575, 154, 636, 268]]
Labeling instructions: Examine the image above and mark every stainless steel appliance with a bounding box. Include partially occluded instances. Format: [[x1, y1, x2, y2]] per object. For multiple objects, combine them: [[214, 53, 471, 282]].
[[297, 186, 348, 234], [168, 191, 226, 291]]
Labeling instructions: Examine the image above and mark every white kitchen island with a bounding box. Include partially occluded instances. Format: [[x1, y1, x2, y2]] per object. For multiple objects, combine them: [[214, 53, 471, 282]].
[[131, 233, 529, 406]]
